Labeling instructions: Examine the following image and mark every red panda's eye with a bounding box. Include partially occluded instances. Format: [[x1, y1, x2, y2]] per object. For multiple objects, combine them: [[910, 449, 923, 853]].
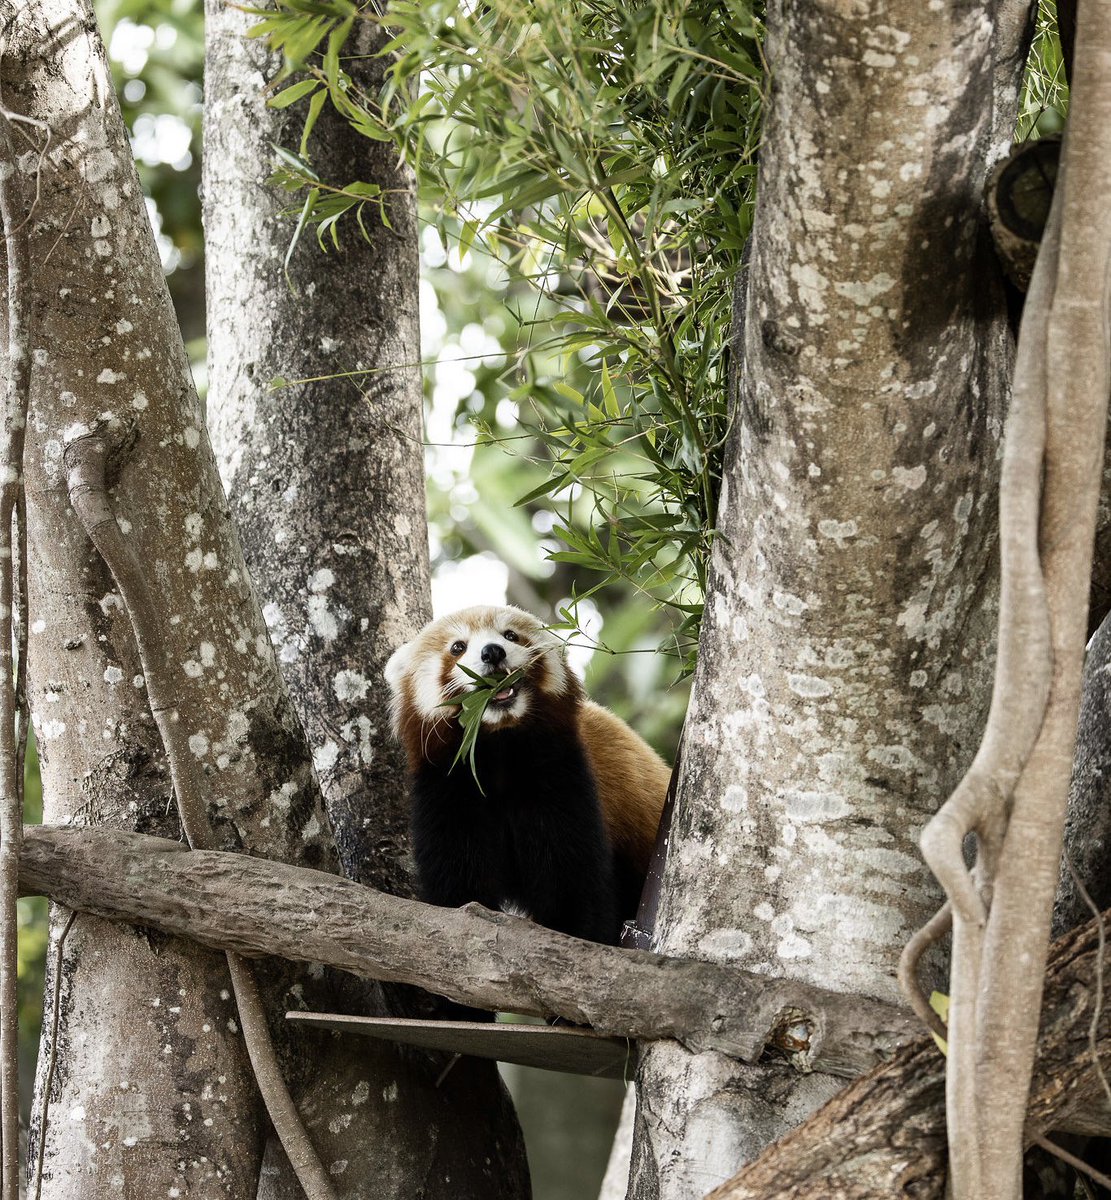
[[503, 629, 519, 642], [450, 640, 466, 656]]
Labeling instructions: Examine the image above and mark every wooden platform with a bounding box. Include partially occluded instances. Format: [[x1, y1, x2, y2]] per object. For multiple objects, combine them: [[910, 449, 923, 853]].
[[286, 1012, 636, 1079]]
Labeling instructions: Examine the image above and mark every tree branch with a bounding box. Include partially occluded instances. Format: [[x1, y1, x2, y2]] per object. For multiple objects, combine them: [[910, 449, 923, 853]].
[[22, 822, 1111, 1200], [711, 911, 1111, 1199], [17, 824, 916, 1079]]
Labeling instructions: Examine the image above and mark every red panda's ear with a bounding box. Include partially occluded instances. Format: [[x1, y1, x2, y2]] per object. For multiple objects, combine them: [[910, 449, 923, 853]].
[[384, 641, 415, 696]]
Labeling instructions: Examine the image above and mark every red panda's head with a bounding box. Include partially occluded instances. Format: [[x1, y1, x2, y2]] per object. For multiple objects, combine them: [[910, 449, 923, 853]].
[[384, 606, 579, 760]]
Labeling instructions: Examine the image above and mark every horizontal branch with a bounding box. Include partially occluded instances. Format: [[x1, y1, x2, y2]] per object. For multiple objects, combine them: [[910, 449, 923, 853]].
[[19, 825, 915, 1079], [33, 824, 1111, 1194], [709, 912, 1111, 1199]]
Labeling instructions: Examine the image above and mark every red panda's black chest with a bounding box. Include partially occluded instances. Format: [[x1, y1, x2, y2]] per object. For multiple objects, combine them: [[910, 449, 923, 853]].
[[409, 716, 619, 943], [416, 721, 572, 804], [460, 723, 585, 816]]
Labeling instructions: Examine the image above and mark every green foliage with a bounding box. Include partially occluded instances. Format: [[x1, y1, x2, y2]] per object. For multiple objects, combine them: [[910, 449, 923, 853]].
[[1018, 0, 1069, 140], [247, 0, 1067, 704], [268, 152, 384, 260], [245, 0, 357, 69], [449, 665, 526, 789], [252, 0, 765, 670]]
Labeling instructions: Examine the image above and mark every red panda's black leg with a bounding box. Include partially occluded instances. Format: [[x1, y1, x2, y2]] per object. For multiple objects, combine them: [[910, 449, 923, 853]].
[[410, 767, 506, 917], [503, 745, 620, 946]]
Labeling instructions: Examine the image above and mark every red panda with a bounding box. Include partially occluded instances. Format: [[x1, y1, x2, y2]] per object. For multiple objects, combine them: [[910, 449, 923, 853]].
[[385, 605, 671, 945]]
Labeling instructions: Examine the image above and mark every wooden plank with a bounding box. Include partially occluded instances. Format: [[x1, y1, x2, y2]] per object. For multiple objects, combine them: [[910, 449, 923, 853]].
[[286, 1012, 637, 1079]]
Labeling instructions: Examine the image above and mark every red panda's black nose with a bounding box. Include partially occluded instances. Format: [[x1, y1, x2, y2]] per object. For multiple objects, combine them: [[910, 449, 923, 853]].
[[480, 642, 506, 668]]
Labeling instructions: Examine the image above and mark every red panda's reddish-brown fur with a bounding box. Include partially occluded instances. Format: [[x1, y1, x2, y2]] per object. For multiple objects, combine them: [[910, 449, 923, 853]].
[[578, 700, 671, 882], [385, 605, 670, 939]]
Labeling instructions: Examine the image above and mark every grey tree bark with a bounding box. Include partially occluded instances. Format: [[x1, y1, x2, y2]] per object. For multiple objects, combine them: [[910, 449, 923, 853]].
[[4, 2, 347, 1194], [202, 8, 528, 1197], [15, 824, 916, 1071], [18, 826, 1111, 1196], [710, 903, 1111, 1199], [1056, 611, 1111, 933], [628, 4, 1034, 1195]]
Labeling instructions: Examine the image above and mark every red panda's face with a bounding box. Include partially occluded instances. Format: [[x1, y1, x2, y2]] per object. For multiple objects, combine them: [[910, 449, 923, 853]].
[[385, 605, 573, 736]]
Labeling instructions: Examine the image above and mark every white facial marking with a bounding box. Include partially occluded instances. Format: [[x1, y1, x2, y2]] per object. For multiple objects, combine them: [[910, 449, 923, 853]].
[[384, 605, 572, 731]]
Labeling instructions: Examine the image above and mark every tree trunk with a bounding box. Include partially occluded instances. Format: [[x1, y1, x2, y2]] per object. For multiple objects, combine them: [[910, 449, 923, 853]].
[[202, 9, 529, 1197], [17, 824, 1111, 1197], [5, 1, 341, 1193], [710, 908, 1111, 1199], [628, 4, 1034, 1195]]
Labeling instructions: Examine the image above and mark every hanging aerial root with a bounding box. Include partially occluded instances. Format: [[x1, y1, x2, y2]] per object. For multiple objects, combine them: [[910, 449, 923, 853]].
[[903, 181, 1062, 1000], [901, 175, 1063, 1200], [897, 902, 950, 1039], [905, 7, 1111, 1182]]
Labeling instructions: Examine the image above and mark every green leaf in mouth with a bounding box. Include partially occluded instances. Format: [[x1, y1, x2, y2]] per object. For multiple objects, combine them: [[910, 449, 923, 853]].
[[445, 664, 526, 793]]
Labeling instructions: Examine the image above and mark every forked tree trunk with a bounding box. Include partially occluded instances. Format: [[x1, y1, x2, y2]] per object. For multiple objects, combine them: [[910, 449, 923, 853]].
[[627, 4, 1035, 1195], [203, 9, 529, 1197], [4, 1, 347, 1194]]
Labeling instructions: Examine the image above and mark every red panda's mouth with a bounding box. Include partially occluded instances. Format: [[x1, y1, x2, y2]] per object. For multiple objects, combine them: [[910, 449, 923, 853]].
[[458, 664, 531, 713]]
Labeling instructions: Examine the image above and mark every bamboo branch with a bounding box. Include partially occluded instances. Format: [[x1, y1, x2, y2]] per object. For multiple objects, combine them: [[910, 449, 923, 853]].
[[18, 823, 917, 1078], [0, 91, 31, 1200], [62, 432, 336, 1200]]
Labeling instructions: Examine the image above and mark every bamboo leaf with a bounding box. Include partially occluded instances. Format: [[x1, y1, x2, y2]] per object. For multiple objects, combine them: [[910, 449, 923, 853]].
[[600, 359, 620, 418], [447, 666, 526, 791], [269, 78, 319, 109], [324, 15, 354, 88], [300, 86, 328, 158]]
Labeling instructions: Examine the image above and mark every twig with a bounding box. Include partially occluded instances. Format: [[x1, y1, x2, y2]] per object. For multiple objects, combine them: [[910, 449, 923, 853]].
[[896, 902, 950, 1039], [32, 911, 75, 1200], [1032, 1133, 1111, 1194], [0, 97, 32, 1200], [434, 1052, 461, 1088], [0, 107, 48, 237], [62, 433, 336, 1200], [1066, 853, 1111, 1109]]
